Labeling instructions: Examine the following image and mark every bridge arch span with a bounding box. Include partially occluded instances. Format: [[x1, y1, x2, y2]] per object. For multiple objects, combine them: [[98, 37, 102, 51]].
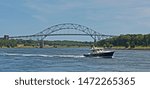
[[35, 23, 104, 42]]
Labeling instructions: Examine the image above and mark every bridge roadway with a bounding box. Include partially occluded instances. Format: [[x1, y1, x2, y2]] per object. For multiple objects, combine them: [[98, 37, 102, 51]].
[[7, 34, 114, 39]]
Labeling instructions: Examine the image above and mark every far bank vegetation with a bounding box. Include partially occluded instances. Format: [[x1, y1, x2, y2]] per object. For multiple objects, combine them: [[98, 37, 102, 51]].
[[96, 34, 150, 49]]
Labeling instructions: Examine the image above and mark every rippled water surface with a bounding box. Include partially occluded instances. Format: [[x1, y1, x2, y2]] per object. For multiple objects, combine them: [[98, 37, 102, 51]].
[[0, 48, 150, 72]]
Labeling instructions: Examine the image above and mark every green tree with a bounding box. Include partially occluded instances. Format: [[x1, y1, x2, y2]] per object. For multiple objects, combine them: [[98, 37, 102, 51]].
[[130, 41, 135, 48], [125, 42, 130, 48]]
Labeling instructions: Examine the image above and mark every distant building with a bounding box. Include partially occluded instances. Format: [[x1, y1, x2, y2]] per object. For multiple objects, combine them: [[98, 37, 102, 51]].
[[4, 35, 9, 40]]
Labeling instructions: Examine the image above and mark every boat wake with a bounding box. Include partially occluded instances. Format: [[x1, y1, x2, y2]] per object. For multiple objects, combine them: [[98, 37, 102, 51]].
[[0, 53, 85, 58]]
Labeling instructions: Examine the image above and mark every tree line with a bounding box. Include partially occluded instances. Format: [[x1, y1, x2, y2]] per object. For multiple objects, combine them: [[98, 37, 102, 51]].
[[0, 39, 92, 48], [96, 34, 150, 48], [0, 39, 36, 48]]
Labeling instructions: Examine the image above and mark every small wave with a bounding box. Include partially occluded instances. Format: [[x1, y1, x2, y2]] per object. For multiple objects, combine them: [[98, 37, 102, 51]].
[[52, 55, 85, 58], [0, 53, 84, 58]]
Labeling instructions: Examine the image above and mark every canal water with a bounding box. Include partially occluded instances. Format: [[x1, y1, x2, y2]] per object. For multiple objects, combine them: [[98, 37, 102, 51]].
[[0, 48, 150, 72]]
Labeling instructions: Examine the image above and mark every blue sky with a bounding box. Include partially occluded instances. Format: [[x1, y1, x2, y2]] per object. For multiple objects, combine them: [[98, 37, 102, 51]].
[[0, 0, 150, 41]]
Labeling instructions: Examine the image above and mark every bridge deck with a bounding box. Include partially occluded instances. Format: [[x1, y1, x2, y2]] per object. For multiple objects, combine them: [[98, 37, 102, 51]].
[[8, 34, 114, 39]]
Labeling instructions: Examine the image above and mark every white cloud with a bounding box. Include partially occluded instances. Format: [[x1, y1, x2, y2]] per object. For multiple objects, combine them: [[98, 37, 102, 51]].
[[136, 7, 150, 18], [32, 15, 47, 22]]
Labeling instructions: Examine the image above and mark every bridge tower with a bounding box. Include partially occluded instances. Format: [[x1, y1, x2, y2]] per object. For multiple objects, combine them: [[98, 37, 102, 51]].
[[39, 40, 44, 48]]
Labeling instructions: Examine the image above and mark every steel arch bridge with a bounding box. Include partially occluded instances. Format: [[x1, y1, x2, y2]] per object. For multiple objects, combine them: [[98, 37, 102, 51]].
[[35, 23, 111, 41], [6, 23, 114, 48], [10, 23, 113, 41]]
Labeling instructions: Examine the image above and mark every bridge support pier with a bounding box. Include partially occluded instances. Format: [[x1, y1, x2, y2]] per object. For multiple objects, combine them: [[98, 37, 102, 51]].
[[39, 40, 44, 48], [94, 39, 97, 43], [93, 39, 97, 46]]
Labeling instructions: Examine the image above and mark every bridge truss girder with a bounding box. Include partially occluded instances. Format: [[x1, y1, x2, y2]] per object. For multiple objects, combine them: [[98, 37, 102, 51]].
[[35, 23, 110, 42]]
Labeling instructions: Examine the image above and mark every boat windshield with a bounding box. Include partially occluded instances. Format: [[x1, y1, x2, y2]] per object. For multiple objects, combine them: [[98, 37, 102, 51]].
[[91, 48, 103, 53]]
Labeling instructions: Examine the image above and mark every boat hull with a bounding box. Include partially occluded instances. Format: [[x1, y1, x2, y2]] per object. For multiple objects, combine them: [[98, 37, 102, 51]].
[[84, 51, 114, 58]]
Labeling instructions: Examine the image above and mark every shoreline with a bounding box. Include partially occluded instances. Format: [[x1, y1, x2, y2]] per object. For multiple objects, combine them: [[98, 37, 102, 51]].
[[110, 46, 150, 50], [0, 46, 150, 50]]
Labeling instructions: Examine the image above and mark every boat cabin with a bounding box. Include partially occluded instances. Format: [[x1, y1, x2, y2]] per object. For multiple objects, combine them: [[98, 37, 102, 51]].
[[91, 47, 104, 53]]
